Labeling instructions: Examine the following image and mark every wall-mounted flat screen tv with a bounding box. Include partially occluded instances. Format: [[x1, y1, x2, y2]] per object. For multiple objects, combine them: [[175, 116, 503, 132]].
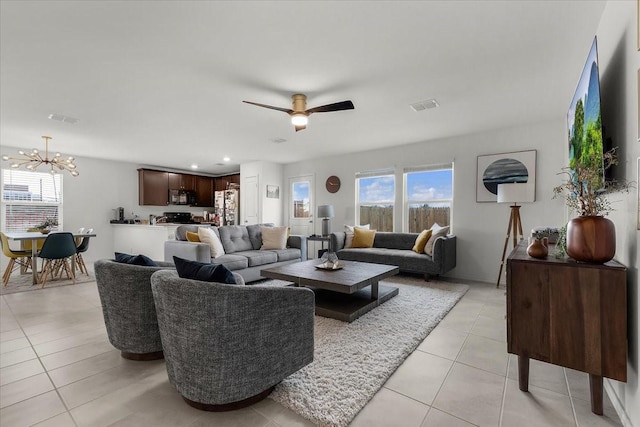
[[567, 36, 604, 189]]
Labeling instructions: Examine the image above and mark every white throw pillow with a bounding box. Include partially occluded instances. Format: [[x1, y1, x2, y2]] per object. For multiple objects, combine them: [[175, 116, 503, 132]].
[[261, 226, 288, 250], [344, 224, 370, 248], [198, 227, 225, 258], [424, 223, 450, 256]]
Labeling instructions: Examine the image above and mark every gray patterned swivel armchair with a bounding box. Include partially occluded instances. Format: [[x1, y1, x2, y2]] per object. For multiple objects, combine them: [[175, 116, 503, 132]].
[[94, 259, 175, 360], [150, 270, 315, 411]]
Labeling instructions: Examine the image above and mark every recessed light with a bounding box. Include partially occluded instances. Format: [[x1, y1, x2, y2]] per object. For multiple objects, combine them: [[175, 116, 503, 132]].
[[223, 157, 230, 162], [190, 164, 198, 169], [271, 137, 287, 144]]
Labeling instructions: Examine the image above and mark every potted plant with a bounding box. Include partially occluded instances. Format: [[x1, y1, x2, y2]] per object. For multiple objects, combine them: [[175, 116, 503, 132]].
[[554, 225, 568, 259], [33, 218, 58, 234], [552, 148, 631, 262]]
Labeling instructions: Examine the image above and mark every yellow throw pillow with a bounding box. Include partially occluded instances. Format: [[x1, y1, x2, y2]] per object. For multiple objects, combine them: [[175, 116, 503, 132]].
[[185, 231, 201, 242], [351, 228, 376, 248], [412, 229, 433, 253], [344, 224, 370, 248]]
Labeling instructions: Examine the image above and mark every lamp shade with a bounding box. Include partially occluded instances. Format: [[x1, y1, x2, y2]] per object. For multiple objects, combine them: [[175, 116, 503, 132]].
[[497, 183, 531, 203], [317, 205, 335, 218]]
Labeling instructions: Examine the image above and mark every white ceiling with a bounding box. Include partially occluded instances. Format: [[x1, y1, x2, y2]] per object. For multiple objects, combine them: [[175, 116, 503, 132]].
[[0, 1, 606, 175]]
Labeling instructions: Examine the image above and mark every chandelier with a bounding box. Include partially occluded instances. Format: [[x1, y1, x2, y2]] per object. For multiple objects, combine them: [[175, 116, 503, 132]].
[[2, 136, 79, 176]]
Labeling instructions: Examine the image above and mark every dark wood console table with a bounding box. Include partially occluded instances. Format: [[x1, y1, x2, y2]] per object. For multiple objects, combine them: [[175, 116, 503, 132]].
[[506, 241, 627, 415]]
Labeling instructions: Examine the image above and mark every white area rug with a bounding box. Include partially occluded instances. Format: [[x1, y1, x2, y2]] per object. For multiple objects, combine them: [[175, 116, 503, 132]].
[[267, 275, 469, 427]]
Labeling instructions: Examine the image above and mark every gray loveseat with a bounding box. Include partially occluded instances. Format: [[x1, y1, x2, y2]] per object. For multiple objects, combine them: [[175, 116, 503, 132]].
[[164, 224, 306, 283], [330, 231, 456, 279]]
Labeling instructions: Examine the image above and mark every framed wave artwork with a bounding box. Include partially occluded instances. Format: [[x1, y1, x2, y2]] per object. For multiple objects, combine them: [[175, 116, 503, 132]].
[[476, 150, 537, 202]]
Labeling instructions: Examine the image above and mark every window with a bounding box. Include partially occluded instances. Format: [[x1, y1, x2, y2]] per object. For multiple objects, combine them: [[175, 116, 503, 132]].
[[404, 165, 453, 233], [1, 169, 63, 232], [292, 181, 310, 218], [356, 170, 395, 232]]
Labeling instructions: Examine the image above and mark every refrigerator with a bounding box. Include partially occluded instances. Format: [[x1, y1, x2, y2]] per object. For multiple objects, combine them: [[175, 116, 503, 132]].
[[214, 184, 239, 226]]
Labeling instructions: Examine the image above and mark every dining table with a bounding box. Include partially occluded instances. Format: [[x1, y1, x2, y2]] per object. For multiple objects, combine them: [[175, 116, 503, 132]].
[[4, 231, 97, 285]]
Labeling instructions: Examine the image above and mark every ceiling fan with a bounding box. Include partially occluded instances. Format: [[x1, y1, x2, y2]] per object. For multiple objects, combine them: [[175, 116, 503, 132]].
[[242, 94, 354, 131]]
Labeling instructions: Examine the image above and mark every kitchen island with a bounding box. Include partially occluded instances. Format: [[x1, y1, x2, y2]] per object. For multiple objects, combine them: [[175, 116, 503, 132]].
[[112, 223, 180, 261]]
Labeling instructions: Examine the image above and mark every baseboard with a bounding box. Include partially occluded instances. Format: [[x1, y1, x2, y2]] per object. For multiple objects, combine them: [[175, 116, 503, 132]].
[[604, 379, 633, 427]]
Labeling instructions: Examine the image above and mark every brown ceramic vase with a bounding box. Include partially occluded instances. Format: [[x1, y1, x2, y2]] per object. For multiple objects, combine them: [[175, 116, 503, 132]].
[[527, 238, 548, 259], [566, 216, 615, 263]]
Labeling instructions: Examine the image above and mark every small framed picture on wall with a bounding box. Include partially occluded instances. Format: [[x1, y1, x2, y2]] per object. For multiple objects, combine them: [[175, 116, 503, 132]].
[[266, 185, 280, 199]]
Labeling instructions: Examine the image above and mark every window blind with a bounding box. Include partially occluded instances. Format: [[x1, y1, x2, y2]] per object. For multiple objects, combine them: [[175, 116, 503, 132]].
[[1, 169, 63, 232], [355, 168, 395, 179], [403, 162, 453, 173]]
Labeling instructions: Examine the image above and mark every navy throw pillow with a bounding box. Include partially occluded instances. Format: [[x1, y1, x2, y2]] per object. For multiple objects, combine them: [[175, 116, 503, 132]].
[[114, 252, 158, 267], [173, 256, 237, 284]]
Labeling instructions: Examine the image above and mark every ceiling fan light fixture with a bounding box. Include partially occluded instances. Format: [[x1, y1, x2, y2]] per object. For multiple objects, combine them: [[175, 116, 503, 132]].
[[291, 113, 308, 126]]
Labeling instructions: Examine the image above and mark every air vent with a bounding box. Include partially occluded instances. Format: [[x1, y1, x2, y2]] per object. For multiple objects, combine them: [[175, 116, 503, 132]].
[[409, 99, 440, 112], [48, 114, 79, 124], [270, 137, 287, 144]]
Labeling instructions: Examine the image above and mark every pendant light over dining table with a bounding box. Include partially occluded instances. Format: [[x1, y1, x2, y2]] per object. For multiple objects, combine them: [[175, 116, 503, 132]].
[[2, 136, 79, 176]]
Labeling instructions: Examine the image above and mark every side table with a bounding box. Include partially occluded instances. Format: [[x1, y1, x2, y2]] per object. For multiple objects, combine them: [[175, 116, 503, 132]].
[[506, 241, 627, 415], [306, 235, 331, 260]]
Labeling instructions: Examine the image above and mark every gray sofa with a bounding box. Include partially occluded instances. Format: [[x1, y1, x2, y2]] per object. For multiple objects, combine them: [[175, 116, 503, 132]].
[[150, 269, 315, 410], [330, 231, 456, 279], [164, 224, 306, 283]]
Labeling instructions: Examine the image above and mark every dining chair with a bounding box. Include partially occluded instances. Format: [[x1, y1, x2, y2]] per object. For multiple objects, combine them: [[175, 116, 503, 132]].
[[38, 232, 77, 288], [1, 232, 32, 286], [74, 227, 85, 246], [74, 228, 93, 275]]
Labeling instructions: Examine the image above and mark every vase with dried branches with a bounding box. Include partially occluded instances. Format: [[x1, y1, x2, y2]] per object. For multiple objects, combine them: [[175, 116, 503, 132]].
[[553, 148, 632, 262]]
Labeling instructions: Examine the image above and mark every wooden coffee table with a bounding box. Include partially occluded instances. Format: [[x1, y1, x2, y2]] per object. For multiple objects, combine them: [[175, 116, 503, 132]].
[[261, 259, 399, 322]]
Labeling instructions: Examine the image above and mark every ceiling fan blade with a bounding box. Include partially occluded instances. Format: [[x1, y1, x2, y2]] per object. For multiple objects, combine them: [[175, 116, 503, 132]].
[[306, 100, 354, 114], [294, 124, 307, 132], [242, 100, 293, 114]]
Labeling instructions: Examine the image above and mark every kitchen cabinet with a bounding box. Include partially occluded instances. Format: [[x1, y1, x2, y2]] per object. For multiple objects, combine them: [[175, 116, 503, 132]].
[[195, 176, 215, 207], [138, 169, 169, 206], [214, 177, 226, 192], [228, 173, 240, 185], [214, 173, 240, 191], [168, 173, 195, 191], [507, 241, 627, 415], [138, 168, 235, 207]]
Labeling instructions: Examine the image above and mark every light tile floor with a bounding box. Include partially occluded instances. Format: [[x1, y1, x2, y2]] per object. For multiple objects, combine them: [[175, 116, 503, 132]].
[[0, 276, 624, 427]]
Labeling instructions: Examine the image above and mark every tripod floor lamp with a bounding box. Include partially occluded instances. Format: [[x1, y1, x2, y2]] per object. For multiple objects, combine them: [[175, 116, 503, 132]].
[[496, 183, 530, 287]]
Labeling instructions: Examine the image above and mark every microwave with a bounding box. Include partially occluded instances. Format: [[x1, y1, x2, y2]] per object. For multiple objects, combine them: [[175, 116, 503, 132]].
[[169, 189, 196, 205]]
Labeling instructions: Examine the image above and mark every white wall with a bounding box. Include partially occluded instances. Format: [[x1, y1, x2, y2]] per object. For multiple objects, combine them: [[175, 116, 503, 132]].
[[596, 1, 640, 425], [285, 119, 567, 283], [240, 161, 284, 225]]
